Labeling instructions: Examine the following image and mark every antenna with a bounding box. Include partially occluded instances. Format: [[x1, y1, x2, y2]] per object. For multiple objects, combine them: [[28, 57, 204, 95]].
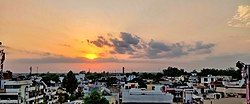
[[36, 66, 38, 74], [0, 42, 6, 87], [122, 67, 125, 75], [29, 66, 32, 76]]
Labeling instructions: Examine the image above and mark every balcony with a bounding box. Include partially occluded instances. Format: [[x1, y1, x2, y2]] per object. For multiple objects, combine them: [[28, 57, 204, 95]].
[[26, 95, 44, 101], [5, 89, 19, 93], [0, 100, 18, 104], [26, 86, 44, 91]]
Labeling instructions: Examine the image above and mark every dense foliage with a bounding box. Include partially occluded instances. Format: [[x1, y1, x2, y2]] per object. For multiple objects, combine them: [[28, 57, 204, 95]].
[[62, 71, 78, 94], [130, 78, 147, 88], [163, 67, 188, 77], [198, 67, 241, 79], [138, 72, 163, 83], [86, 72, 105, 82], [41, 72, 60, 86], [83, 91, 109, 104], [106, 77, 118, 87]]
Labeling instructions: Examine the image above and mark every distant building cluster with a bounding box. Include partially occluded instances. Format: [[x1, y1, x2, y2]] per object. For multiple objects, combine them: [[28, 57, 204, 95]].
[[0, 68, 247, 104]]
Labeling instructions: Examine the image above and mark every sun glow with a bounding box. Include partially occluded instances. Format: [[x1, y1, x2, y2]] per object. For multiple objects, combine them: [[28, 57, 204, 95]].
[[85, 53, 98, 60]]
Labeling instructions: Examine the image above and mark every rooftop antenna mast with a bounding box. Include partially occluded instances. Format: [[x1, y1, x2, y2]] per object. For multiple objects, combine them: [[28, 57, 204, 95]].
[[236, 61, 250, 104], [36, 66, 38, 74], [0, 42, 6, 88], [29, 66, 32, 76]]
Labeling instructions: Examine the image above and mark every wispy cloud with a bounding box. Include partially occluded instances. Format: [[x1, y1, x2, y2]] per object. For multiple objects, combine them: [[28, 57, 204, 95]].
[[14, 56, 165, 64], [228, 5, 250, 28], [59, 43, 71, 48], [2, 45, 59, 57], [15, 56, 84, 63], [87, 36, 113, 47]]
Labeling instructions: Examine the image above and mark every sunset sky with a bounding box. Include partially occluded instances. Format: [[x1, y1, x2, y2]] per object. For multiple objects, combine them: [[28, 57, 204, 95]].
[[0, 0, 250, 73]]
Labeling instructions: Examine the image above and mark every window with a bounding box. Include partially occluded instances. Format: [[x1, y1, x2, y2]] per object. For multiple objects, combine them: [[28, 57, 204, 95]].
[[204, 78, 208, 82], [0, 95, 18, 100], [152, 86, 155, 90], [125, 86, 128, 89], [4, 85, 21, 89]]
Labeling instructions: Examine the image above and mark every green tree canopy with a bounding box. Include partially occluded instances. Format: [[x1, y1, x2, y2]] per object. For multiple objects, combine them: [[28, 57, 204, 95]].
[[163, 67, 187, 77], [198, 67, 241, 79], [130, 78, 147, 88], [83, 91, 109, 104], [62, 70, 78, 94], [41, 72, 60, 87], [106, 77, 118, 87]]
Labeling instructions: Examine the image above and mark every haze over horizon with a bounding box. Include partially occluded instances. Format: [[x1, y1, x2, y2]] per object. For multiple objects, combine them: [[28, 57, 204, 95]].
[[0, 0, 250, 73]]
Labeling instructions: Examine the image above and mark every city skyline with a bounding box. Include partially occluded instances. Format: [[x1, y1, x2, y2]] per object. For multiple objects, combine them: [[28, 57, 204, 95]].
[[0, 0, 250, 73]]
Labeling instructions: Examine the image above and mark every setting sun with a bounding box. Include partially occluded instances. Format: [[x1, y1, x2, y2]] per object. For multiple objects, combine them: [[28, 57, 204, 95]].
[[85, 53, 98, 60]]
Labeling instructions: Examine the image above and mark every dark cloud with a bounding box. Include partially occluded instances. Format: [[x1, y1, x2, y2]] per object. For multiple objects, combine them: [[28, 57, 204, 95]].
[[149, 40, 170, 51], [109, 32, 143, 54], [110, 38, 134, 54], [188, 53, 250, 69], [120, 32, 140, 45], [87, 36, 113, 47], [144, 41, 215, 59], [87, 32, 145, 54], [144, 40, 171, 58], [167, 43, 189, 58], [188, 41, 215, 54], [87, 32, 216, 59]]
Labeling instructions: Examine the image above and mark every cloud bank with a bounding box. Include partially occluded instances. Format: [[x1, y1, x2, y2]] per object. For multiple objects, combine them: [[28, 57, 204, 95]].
[[87, 32, 216, 59]]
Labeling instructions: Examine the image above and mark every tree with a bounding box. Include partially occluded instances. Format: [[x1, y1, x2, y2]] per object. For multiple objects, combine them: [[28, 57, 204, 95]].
[[41, 72, 60, 86], [140, 73, 149, 79], [83, 91, 109, 104], [198, 67, 241, 79], [86, 72, 103, 82], [130, 78, 147, 88], [155, 72, 163, 81], [132, 72, 139, 76], [68, 94, 77, 101], [163, 67, 187, 77], [62, 70, 78, 94], [106, 77, 118, 87]]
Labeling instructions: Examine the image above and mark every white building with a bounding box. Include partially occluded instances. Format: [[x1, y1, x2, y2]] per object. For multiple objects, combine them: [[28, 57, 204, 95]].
[[0, 80, 46, 104], [75, 73, 86, 83], [122, 88, 173, 104], [188, 72, 199, 83], [127, 75, 136, 81], [123, 83, 139, 90], [200, 75, 217, 90], [200, 75, 217, 84]]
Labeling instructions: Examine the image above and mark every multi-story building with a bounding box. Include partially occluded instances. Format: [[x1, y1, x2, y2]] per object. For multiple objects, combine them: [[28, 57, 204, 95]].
[[0, 79, 46, 104]]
